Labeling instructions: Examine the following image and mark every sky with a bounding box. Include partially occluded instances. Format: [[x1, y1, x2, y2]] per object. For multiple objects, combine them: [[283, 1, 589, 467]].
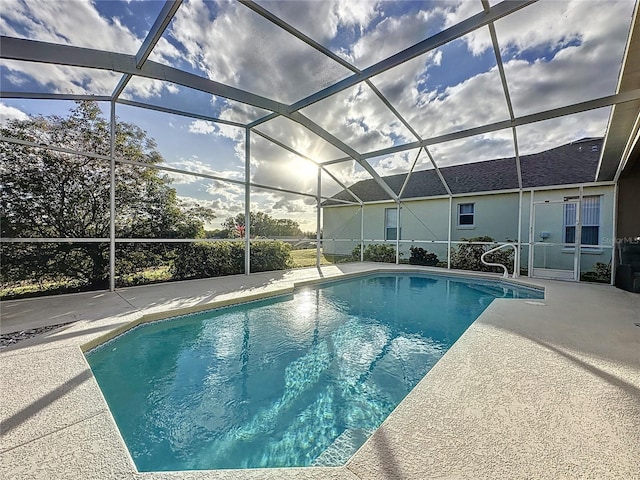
[[0, 0, 636, 231]]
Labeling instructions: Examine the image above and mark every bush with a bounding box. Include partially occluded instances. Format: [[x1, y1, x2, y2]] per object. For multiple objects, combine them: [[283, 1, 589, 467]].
[[351, 244, 398, 263], [408, 246, 439, 266], [171, 240, 292, 280], [580, 262, 611, 283], [450, 236, 515, 274], [249, 241, 294, 273]]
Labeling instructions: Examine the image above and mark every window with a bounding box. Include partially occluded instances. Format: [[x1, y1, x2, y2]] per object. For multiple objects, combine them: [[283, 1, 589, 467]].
[[457, 203, 475, 227], [385, 207, 399, 240], [563, 196, 600, 246]]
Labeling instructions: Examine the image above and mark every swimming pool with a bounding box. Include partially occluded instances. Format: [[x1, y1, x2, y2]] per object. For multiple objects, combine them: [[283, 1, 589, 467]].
[[87, 273, 543, 471]]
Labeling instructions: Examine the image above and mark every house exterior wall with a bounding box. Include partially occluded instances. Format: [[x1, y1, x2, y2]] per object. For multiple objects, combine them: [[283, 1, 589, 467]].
[[399, 197, 450, 241], [321, 205, 362, 256], [322, 184, 615, 280], [450, 193, 520, 242], [522, 186, 615, 276]]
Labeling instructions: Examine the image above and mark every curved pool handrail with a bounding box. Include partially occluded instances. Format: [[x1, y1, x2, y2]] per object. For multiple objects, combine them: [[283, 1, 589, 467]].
[[481, 243, 518, 278]]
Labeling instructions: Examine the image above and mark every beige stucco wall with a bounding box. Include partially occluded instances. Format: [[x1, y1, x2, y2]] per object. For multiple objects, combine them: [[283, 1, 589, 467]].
[[449, 193, 520, 242], [321, 204, 363, 256]]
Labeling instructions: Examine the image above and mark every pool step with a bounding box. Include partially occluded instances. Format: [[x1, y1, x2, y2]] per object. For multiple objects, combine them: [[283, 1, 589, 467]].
[[312, 428, 375, 467]]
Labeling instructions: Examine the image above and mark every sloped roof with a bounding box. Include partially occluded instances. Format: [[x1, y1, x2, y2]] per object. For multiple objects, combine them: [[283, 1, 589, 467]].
[[325, 138, 603, 205]]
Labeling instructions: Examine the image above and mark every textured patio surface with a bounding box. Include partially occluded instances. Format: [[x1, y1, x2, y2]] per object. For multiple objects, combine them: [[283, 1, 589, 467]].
[[1, 264, 639, 479]]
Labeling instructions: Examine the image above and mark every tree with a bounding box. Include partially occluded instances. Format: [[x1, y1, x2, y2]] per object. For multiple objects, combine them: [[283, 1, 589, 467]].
[[1, 101, 215, 291], [222, 211, 303, 238]]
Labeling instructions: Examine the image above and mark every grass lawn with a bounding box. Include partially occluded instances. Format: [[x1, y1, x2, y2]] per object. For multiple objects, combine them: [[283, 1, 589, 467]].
[[289, 248, 333, 268], [2, 250, 348, 299]]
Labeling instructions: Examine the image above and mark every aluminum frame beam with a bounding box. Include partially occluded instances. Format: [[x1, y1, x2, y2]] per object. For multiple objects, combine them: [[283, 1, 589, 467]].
[[0, 134, 356, 204], [136, 1, 182, 69], [614, 110, 640, 182], [117, 98, 246, 128], [398, 148, 423, 198], [112, 0, 182, 100], [239, 0, 422, 141], [353, 88, 640, 162], [482, 0, 523, 191], [0, 1, 533, 206], [251, 129, 363, 204], [289, 112, 400, 201], [424, 147, 453, 196], [244, 128, 251, 275], [0, 36, 288, 114], [283, 0, 536, 115], [0, 91, 111, 101], [0, 36, 398, 200]]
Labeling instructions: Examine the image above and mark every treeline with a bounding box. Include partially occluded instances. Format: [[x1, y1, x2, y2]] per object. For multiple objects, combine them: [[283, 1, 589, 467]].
[[206, 212, 312, 239]]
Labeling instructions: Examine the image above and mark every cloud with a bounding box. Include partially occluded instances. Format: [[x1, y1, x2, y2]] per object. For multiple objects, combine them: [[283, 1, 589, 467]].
[[167, 0, 351, 104], [1, 59, 123, 95], [323, 159, 371, 190], [120, 76, 181, 101], [1, 0, 629, 197], [492, 0, 633, 116], [253, 115, 346, 163], [363, 0, 631, 166], [257, 0, 381, 45], [0, 0, 139, 53], [247, 134, 319, 194], [442, 0, 484, 31], [205, 180, 245, 221], [189, 120, 217, 135], [218, 100, 271, 124], [0, 102, 29, 124], [429, 129, 515, 167], [368, 26, 510, 140], [174, 194, 233, 229], [301, 82, 416, 153], [515, 108, 611, 156], [345, 6, 446, 68], [366, 149, 423, 177], [166, 158, 244, 184], [0, 0, 181, 98], [170, 179, 246, 228]]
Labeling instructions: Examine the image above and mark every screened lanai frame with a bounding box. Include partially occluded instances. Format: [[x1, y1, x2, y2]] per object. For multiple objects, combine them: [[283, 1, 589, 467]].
[[1, 0, 639, 290]]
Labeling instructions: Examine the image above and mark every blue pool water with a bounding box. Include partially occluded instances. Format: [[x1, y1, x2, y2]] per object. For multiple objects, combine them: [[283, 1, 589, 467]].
[[87, 273, 542, 471]]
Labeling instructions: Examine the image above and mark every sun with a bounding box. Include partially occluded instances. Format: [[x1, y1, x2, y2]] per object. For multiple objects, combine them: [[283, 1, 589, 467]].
[[291, 158, 319, 181]]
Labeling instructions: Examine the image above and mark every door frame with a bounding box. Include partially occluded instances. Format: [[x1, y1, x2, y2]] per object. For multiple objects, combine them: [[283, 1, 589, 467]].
[[530, 199, 580, 281]]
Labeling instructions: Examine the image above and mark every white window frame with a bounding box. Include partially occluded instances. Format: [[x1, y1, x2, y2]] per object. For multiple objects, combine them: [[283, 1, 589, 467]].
[[385, 207, 399, 241], [563, 196, 601, 252], [457, 202, 475, 228]]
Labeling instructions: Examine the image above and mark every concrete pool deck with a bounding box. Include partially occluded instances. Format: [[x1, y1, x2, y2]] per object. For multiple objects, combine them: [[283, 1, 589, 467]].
[[1, 263, 639, 479]]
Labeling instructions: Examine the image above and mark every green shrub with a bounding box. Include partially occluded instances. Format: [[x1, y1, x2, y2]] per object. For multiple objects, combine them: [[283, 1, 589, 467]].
[[171, 241, 292, 280], [580, 262, 611, 283], [450, 236, 515, 274], [351, 244, 398, 263], [408, 246, 439, 266], [249, 241, 294, 273]]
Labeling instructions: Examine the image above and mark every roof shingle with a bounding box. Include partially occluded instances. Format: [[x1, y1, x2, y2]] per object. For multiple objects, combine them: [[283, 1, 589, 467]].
[[324, 138, 603, 205]]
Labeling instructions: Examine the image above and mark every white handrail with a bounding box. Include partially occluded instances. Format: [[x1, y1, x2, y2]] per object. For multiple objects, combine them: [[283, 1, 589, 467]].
[[481, 243, 518, 278]]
